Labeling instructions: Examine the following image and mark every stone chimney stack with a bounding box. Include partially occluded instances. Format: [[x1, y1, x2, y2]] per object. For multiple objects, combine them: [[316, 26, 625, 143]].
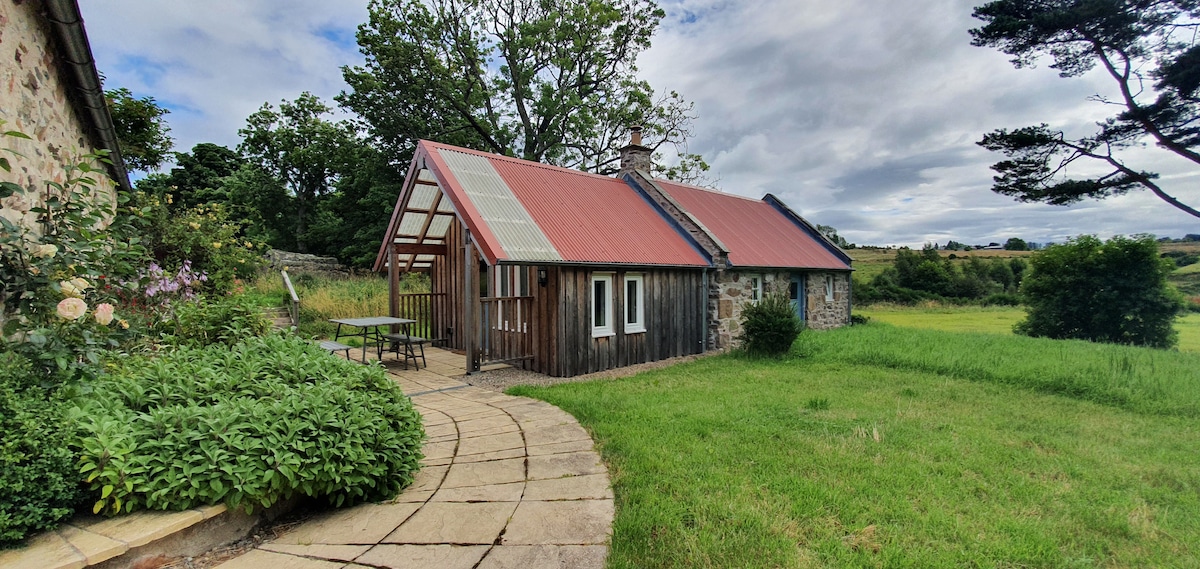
[[618, 125, 651, 175]]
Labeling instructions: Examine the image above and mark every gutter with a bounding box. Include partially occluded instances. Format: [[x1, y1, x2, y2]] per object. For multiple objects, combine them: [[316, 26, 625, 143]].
[[42, 0, 131, 191]]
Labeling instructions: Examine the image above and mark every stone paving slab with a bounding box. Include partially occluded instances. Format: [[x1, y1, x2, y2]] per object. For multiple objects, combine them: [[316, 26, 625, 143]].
[[215, 347, 614, 569]]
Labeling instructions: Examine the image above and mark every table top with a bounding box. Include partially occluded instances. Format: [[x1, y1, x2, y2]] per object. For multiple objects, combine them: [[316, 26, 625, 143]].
[[330, 317, 416, 327]]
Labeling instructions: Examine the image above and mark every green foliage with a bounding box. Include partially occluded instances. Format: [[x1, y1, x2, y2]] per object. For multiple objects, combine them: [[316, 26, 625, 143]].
[[160, 296, 272, 348], [71, 335, 424, 515], [737, 292, 804, 357], [133, 196, 267, 294], [238, 92, 359, 253], [0, 353, 82, 547], [971, 0, 1200, 218], [342, 0, 710, 182], [105, 87, 173, 172], [1017, 235, 1184, 348], [856, 246, 1024, 304], [1, 128, 149, 383], [1002, 237, 1028, 251]]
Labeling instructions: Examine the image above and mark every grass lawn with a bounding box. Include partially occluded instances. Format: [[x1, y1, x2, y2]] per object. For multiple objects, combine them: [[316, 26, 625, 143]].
[[859, 305, 1200, 353], [510, 325, 1200, 568]]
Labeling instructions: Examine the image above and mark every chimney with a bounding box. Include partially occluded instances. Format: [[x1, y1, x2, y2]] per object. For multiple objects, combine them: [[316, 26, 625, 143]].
[[619, 125, 651, 175]]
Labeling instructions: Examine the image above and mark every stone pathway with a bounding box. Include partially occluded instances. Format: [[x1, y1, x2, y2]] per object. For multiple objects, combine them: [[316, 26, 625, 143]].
[[214, 348, 614, 569]]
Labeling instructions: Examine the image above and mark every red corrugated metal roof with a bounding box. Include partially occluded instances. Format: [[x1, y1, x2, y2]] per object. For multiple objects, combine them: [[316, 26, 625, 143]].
[[656, 180, 851, 270], [422, 141, 708, 266]]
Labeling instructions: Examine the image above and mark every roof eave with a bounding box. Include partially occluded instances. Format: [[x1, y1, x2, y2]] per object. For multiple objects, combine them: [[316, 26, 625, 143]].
[[761, 194, 854, 267]]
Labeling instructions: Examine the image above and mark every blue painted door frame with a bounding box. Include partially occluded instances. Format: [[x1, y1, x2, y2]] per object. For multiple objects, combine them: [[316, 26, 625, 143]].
[[789, 274, 805, 322]]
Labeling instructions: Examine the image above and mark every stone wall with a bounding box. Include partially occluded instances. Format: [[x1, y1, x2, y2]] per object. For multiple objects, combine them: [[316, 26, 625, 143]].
[[265, 249, 348, 274], [712, 269, 851, 348], [0, 0, 116, 237], [804, 271, 851, 331]]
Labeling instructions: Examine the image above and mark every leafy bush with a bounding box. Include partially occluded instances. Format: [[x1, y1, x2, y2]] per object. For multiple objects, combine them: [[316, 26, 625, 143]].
[[982, 292, 1022, 306], [737, 292, 804, 356], [160, 296, 272, 348], [0, 353, 82, 547], [71, 335, 424, 515], [1017, 235, 1184, 348]]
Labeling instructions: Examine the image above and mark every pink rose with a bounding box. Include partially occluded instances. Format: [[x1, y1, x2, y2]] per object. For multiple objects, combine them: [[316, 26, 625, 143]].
[[56, 298, 87, 320], [94, 303, 115, 325]]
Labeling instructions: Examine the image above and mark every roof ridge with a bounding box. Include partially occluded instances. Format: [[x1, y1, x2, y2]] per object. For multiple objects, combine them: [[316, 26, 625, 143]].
[[422, 140, 625, 183], [655, 178, 764, 203]]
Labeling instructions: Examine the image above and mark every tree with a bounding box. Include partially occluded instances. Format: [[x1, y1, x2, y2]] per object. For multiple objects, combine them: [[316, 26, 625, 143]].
[[1016, 235, 1183, 348], [971, 0, 1200, 219], [105, 87, 173, 172], [307, 144, 406, 266], [238, 93, 358, 252], [1003, 237, 1029, 251], [817, 224, 853, 248], [340, 0, 709, 180]]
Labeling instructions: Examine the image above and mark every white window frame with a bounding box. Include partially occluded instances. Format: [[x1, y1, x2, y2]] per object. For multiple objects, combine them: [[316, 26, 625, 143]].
[[591, 273, 615, 338], [624, 274, 646, 334], [825, 275, 835, 302], [749, 274, 763, 303]]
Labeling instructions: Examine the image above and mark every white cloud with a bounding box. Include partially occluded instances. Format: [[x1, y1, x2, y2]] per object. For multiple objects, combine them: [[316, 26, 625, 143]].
[[81, 0, 1200, 246]]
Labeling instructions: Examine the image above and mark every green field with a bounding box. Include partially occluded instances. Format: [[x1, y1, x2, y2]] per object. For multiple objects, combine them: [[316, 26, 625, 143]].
[[859, 305, 1200, 353], [511, 325, 1200, 568]]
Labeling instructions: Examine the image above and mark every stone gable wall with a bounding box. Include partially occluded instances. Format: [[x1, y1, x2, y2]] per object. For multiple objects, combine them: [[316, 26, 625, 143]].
[[0, 0, 116, 237], [712, 269, 851, 349]]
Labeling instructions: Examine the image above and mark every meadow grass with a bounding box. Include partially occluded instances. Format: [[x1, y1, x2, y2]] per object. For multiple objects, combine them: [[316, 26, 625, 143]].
[[859, 305, 1200, 353], [510, 327, 1200, 568], [246, 271, 427, 339]]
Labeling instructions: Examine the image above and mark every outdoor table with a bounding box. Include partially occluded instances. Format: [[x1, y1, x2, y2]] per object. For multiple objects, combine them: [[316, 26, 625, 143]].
[[329, 316, 416, 364]]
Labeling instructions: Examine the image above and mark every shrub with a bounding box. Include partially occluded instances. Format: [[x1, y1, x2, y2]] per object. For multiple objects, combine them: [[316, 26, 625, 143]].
[[160, 296, 272, 348], [71, 335, 424, 515], [1017, 235, 1184, 348], [982, 292, 1022, 306], [737, 292, 804, 356], [0, 353, 81, 547]]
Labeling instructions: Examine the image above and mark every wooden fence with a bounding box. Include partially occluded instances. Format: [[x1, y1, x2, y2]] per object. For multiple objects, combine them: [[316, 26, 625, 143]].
[[393, 292, 448, 342], [478, 296, 534, 365]]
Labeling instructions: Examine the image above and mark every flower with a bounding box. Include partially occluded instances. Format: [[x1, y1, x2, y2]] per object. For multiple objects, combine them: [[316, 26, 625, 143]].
[[189, 222, 200, 230], [32, 244, 58, 258], [117, 319, 130, 329], [94, 303, 115, 325], [56, 298, 87, 320], [212, 242, 223, 249], [61, 276, 92, 297]]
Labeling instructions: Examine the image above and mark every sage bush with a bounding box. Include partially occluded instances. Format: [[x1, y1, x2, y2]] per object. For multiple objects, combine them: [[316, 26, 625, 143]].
[[71, 335, 424, 515]]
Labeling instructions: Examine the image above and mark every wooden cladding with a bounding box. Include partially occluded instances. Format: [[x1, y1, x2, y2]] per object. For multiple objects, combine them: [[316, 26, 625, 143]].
[[478, 296, 534, 365]]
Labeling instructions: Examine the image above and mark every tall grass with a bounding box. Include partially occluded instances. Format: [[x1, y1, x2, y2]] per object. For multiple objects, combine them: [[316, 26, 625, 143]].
[[808, 323, 1200, 417], [246, 271, 428, 338]]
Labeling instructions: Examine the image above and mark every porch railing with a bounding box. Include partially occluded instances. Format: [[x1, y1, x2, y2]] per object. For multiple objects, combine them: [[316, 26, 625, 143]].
[[394, 292, 448, 342], [479, 296, 534, 365]]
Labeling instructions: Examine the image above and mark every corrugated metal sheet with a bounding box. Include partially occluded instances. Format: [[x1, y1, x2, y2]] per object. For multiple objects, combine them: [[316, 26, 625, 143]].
[[436, 149, 562, 262], [656, 181, 850, 270], [488, 157, 710, 266]]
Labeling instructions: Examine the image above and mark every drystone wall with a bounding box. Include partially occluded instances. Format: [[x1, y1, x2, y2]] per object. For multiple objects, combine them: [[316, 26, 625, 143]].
[[265, 249, 348, 274], [805, 271, 851, 331], [0, 0, 115, 236]]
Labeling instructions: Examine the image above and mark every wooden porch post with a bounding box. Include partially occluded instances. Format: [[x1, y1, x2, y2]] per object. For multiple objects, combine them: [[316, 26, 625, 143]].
[[463, 230, 476, 373], [388, 244, 400, 337]]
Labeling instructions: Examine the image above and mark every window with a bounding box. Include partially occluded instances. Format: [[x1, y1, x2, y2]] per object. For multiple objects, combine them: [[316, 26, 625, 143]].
[[749, 275, 762, 302], [592, 273, 614, 337], [825, 275, 835, 302], [625, 274, 645, 333]]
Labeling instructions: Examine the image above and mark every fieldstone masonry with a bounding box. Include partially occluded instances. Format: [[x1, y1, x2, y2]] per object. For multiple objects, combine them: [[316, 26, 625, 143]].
[[712, 270, 850, 349], [265, 249, 349, 274], [0, 0, 116, 236]]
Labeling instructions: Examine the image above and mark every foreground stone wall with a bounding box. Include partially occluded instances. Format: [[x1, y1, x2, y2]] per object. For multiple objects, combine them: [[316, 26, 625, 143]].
[[0, 0, 116, 236], [712, 270, 851, 348]]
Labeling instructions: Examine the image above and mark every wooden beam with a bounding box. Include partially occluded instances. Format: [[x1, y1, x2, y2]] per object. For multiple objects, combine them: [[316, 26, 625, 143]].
[[393, 243, 447, 256], [463, 230, 476, 373], [416, 179, 439, 186], [408, 191, 444, 272]]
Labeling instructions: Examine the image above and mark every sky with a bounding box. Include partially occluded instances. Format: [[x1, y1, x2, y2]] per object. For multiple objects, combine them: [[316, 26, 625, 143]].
[[80, 0, 1200, 247]]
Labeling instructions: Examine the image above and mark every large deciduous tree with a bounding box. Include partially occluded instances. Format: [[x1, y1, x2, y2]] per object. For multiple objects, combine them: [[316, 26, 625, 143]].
[[238, 93, 357, 253], [105, 87, 173, 172], [971, 0, 1200, 218], [340, 0, 709, 181]]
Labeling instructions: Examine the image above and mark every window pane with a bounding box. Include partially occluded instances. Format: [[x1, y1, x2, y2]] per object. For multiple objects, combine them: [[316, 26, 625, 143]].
[[789, 281, 798, 300], [627, 280, 638, 324], [594, 279, 606, 327]]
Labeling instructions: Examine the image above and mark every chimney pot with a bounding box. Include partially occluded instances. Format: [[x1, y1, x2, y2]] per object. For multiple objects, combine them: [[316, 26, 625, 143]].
[[630, 125, 643, 146]]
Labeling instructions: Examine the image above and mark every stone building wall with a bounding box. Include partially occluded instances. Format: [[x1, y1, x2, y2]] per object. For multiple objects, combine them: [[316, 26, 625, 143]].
[[712, 269, 851, 348], [0, 0, 116, 236], [804, 271, 851, 331]]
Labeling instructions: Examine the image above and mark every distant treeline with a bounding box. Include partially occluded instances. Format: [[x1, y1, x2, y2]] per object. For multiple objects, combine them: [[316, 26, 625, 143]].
[[855, 246, 1026, 305]]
